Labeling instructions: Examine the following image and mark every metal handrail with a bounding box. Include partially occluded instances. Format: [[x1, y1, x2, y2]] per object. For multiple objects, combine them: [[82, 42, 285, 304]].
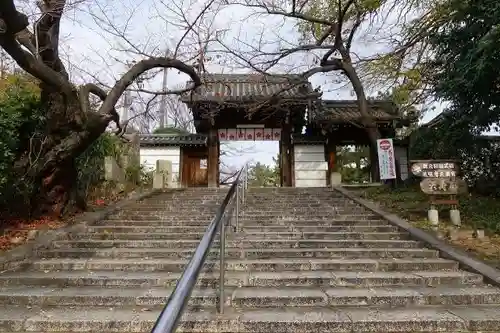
[[151, 163, 249, 333]]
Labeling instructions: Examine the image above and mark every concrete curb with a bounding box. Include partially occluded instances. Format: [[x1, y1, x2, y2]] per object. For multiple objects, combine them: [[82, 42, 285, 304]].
[[0, 189, 162, 272], [333, 186, 500, 288]]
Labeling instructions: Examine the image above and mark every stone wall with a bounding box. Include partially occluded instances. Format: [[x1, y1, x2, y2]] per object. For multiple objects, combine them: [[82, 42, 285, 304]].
[[294, 144, 328, 187]]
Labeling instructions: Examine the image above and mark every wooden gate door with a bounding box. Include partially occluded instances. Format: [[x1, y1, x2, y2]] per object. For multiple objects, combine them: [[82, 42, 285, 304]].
[[182, 156, 208, 187]]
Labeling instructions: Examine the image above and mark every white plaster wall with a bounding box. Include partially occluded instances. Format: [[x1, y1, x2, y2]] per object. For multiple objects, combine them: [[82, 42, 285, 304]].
[[294, 144, 328, 187], [140, 146, 181, 181], [395, 146, 409, 180]]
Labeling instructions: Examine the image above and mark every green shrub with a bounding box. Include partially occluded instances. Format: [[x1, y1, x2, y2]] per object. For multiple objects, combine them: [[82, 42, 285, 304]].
[[0, 75, 45, 210]]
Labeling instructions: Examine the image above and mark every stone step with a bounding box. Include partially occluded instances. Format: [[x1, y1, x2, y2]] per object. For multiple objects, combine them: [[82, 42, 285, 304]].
[[69, 231, 408, 241], [106, 213, 218, 219], [231, 286, 500, 308], [242, 225, 399, 233], [105, 212, 381, 220], [38, 247, 439, 260], [51, 239, 422, 249], [104, 214, 378, 222], [85, 225, 400, 233], [2, 304, 500, 332], [28, 258, 459, 272], [242, 204, 351, 208], [0, 286, 233, 307], [141, 196, 223, 201], [96, 218, 388, 226], [142, 197, 225, 203], [119, 208, 364, 214], [241, 219, 389, 226], [1, 285, 498, 308], [124, 207, 220, 212], [131, 201, 330, 208], [239, 231, 408, 240], [0, 270, 483, 289], [240, 214, 382, 220], [117, 208, 221, 213], [240, 211, 369, 216]]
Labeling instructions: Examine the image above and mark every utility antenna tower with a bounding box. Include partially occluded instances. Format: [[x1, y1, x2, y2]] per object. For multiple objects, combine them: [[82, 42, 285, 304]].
[[159, 48, 170, 128]]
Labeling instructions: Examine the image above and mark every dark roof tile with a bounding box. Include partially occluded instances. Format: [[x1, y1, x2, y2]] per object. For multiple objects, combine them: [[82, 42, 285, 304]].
[[312, 100, 401, 123], [139, 134, 207, 146], [181, 73, 316, 102]]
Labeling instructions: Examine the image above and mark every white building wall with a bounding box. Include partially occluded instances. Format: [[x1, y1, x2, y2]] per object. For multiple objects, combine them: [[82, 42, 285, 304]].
[[294, 145, 328, 187], [395, 146, 409, 180], [140, 146, 181, 181]]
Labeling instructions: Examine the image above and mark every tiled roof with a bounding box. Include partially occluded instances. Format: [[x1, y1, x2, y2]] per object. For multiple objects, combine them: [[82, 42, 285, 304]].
[[139, 134, 207, 146], [181, 73, 316, 103], [312, 100, 400, 123], [422, 112, 447, 128]]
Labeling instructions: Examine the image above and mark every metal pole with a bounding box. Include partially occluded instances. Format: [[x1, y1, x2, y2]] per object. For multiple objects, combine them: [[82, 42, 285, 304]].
[[219, 212, 226, 314], [240, 176, 244, 209], [235, 183, 239, 232], [159, 48, 170, 128]]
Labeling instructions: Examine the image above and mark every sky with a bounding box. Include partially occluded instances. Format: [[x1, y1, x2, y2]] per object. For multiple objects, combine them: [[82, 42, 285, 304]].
[[13, 0, 488, 170]]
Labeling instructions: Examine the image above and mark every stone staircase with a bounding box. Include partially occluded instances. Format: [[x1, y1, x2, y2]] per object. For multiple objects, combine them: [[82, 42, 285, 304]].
[[1, 187, 500, 332]]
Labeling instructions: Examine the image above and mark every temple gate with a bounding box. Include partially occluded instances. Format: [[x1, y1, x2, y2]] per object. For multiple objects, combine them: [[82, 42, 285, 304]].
[[180, 73, 319, 187], [155, 73, 411, 188]]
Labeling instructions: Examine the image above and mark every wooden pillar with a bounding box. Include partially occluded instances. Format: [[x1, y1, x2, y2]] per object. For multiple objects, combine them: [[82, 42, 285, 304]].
[[280, 124, 292, 187], [217, 140, 221, 187], [369, 145, 380, 183], [279, 141, 283, 187], [326, 141, 337, 186], [207, 128, 219, 188], [290, 144, 295, 187]]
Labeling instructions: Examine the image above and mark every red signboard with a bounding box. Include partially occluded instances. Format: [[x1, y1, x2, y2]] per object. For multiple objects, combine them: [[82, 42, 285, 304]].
[[379, 139, 391, 151]]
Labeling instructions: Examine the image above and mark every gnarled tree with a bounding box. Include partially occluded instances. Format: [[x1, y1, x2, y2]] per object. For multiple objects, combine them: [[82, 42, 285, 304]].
[[0, 0, 202, 216]]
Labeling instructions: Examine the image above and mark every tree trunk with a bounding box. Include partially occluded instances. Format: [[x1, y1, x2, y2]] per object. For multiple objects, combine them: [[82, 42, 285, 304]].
[[21, 90, 108, 218], [342, 63, 381, 182]]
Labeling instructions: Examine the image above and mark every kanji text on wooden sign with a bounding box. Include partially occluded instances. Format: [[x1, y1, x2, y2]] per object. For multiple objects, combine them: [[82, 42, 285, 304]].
[[420, 178, 459, 195], [420, 177, 467, 195], [410, 160, 458, 178]]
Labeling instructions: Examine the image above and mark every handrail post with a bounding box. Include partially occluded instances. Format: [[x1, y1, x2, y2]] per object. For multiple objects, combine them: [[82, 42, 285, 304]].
[[241, 164, 246, 205], [235, 182, 239, 232], [219, 211, 226, 314]]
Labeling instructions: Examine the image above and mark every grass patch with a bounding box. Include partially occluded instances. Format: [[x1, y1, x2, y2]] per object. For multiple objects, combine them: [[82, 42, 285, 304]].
[[355, 184, 500, 267], [359, 184, 500, 233]]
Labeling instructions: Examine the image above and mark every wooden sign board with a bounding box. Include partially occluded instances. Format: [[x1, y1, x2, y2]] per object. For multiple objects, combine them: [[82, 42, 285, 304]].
[[410, 160, 459, 178], [420, 177, 467, 195]]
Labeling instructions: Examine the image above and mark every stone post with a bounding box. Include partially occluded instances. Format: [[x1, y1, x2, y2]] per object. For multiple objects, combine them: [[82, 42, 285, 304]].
[[153, 160, 173, 189], [330, 172, 342, 186], [121, 133, 141, 183], [450, 209, 461, 227], [104, 156, 125, 182], [428, 206, 439, 228]]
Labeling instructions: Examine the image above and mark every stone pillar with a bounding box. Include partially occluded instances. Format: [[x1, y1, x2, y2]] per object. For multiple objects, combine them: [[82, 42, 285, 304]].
[[104, 156, 125, 182], [207, 128, 219, 188], [428, 208, 439, 226], [450, 209, 461, 226], [122, 133, 141, 182], [122, 133, 140, 168], [153, 160, 173, 189]]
